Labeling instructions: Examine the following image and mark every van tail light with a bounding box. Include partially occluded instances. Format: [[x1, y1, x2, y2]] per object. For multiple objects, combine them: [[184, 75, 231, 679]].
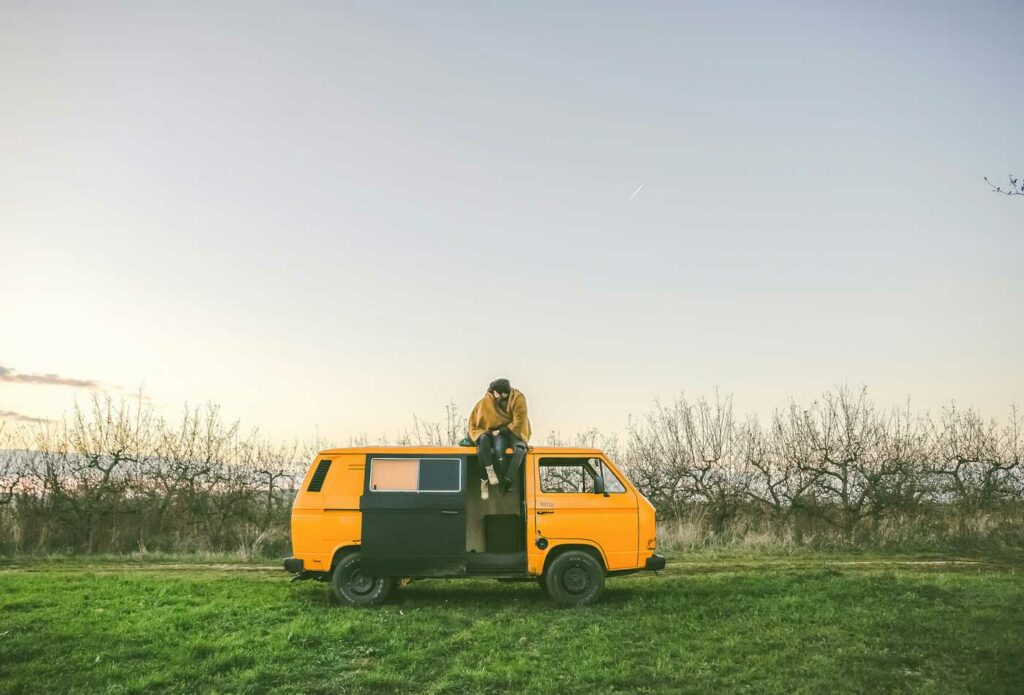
[[647, 538, 657, 549]]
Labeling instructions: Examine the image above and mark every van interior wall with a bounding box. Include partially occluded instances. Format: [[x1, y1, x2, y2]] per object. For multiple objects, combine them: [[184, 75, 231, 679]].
[[465, 459, 521, 552]]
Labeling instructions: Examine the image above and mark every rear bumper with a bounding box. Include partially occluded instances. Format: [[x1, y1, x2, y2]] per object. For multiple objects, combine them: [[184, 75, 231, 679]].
[[283, 557, 304, 573], [644, 553, 666, 571]]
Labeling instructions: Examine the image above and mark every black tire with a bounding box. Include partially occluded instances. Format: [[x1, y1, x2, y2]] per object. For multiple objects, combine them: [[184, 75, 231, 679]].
[[542, 550, 605, 607], [328, 552, 394, 607]]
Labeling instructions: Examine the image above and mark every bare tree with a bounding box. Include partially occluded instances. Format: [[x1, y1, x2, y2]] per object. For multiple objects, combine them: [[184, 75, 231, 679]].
[[798, 387, 909, 539], [0, 424, 30, 507], [742, 412, 815, 521], [625, 392, 747, 531], [405, 401, 464, 446], [1003, 405, 1024, 498], [984, 174, 1024, 196], [929, 404, 1020, 510]]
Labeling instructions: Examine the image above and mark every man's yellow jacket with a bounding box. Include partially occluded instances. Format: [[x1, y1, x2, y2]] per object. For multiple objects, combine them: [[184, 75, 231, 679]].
[[468, 388, 531, 444]]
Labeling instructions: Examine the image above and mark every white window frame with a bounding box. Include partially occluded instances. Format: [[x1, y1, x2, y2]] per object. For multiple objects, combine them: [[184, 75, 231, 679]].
[[368, 457, 462, 493]]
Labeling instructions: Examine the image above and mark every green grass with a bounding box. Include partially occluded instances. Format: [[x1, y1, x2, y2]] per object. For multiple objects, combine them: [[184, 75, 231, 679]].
[[1, 552, 1021, 694]]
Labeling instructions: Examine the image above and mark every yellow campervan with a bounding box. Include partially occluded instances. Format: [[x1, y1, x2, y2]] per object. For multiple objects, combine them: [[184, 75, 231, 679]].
[[284, 446, 664, 606]]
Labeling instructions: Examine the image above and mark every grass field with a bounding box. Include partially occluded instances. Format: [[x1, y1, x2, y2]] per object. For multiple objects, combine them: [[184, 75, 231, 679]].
[[1, 551, 1022, 694]]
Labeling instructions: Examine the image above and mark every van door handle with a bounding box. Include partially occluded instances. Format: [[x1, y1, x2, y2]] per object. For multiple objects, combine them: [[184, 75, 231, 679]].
[[440, 510, 460, 515], [536, 510, 554, 515]]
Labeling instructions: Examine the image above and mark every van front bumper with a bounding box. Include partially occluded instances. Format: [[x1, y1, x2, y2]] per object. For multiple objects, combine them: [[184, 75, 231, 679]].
[[644, 553, 666, 571], [283, 557, 304, 573]]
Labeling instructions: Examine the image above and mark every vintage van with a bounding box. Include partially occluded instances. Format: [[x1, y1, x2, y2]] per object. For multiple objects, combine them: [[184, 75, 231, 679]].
[[284, 446, 665, 606]]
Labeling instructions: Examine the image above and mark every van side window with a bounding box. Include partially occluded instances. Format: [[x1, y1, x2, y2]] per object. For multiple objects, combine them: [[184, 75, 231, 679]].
[[369, 459, 418, 491], [369, 458, 461, 492], [589, 458, 626, 493], [419, 459, 460, 491], [539, 457, 627, 494], [539, 458, 599, 493]]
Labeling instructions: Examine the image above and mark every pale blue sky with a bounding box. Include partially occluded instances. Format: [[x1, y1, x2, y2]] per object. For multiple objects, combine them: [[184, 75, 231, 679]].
[[2, 1, 1022, 440]]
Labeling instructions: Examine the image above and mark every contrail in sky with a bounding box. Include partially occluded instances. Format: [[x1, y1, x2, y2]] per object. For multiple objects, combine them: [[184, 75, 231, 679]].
[[628, 183, 644, 202]]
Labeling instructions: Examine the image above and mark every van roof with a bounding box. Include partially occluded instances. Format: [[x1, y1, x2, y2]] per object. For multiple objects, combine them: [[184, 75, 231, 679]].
[[317, 446, 606, 456]]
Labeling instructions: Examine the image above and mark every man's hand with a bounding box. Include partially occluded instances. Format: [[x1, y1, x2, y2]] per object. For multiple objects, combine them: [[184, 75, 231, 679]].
[[492, 429, 501, 436]]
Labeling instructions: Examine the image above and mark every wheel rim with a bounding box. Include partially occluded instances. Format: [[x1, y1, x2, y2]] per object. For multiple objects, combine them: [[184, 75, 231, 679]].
[[348, 567, 376, 595], [562, 565, 590, 594]]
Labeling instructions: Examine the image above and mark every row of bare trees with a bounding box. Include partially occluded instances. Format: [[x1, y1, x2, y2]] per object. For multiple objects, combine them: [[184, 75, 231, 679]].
[[0, 394, 471, 555], [1, 388, 1022, 554], [0, 396, 316, 555], [619, 388, 1023, 545]]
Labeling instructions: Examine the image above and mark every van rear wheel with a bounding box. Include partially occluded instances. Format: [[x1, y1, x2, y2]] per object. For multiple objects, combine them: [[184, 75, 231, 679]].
[[329, 552, 394, 607], [542, 550, 605, 607]]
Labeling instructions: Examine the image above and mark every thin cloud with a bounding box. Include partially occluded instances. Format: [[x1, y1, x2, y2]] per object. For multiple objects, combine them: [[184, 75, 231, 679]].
[[0, 363, 101, 389], [0, 409, 52, 424]]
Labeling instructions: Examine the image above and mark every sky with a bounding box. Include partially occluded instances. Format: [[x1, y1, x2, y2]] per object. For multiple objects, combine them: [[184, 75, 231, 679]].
[[2, 1, 1022, 443]]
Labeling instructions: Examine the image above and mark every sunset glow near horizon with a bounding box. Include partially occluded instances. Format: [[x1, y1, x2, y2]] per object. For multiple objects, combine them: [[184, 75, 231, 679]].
[[2, 2, 1022, 443]]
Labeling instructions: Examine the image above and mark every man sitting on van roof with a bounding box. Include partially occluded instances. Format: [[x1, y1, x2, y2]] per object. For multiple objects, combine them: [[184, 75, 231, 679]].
[[468, 378, 531, 499]]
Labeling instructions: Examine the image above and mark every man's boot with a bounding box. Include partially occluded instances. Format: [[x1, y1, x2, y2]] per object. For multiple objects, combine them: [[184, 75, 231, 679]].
[[502, 444, 526, 494], [495, 455, 512, 494], [485, 465, 500, 486]]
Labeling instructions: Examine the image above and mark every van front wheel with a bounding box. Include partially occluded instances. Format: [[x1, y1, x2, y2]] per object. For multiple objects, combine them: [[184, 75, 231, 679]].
[[542, 550, 605, 607], [329, 552, 394, 607]]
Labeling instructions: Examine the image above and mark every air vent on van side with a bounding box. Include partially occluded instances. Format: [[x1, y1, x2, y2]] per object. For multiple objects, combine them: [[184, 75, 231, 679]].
[[307, 459, 332, 492]]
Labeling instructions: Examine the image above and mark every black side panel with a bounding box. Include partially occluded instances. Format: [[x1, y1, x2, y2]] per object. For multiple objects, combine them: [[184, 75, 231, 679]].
[[360, 454, 467, 577], [466, 552, 526, 573]]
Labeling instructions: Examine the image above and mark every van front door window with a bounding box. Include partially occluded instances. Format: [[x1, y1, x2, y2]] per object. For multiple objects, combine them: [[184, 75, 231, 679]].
[[539, 458, 600, 493]]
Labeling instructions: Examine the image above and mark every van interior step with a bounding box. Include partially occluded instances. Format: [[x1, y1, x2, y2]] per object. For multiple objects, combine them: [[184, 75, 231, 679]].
[[465, 552, 526, 571]]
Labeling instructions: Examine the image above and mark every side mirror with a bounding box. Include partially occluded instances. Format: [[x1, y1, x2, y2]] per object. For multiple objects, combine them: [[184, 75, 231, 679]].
[[586, 459, 609, 496]]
